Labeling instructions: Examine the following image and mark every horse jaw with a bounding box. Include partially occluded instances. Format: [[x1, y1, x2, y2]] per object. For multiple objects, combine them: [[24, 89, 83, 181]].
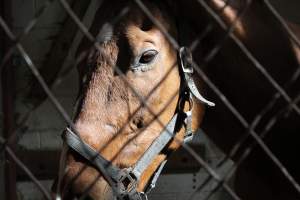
[[87, 180, 115, 200]]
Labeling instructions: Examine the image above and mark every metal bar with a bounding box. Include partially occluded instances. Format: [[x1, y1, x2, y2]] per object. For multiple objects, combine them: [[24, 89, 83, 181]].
[[263, 0, 300, 49], [28, 0, 92, 105], [1, 0, 17, 199], [1, 67, 17, 200], [0, 0, 4, 58]]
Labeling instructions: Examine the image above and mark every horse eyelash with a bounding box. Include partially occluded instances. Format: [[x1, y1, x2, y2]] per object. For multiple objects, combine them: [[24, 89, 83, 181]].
[[132, 64, 155, 73]]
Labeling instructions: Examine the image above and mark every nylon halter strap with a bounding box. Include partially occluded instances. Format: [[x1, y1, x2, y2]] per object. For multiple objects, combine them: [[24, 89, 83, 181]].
[[63, 47, 215, 200]]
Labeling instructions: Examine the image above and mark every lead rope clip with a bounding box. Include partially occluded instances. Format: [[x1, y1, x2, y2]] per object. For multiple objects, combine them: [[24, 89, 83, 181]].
[[140, 192, 148, 200], [184, 110, 194, 143]]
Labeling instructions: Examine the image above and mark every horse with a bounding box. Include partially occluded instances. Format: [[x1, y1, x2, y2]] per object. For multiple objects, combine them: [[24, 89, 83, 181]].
[[52, 1, 207, 199], [51, 0, 300, 199]]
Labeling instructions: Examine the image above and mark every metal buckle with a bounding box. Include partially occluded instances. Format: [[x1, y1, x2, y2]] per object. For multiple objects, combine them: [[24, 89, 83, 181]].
[[140, 192, 148, 200], [179, 47, 194, 74], [178, 92, 194, 143], [117, 169, 138, 195], [178, 92, 194, 112]]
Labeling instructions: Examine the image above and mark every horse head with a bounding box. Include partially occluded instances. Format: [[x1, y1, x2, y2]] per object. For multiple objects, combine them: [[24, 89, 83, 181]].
[[55, 1, 208, 199]]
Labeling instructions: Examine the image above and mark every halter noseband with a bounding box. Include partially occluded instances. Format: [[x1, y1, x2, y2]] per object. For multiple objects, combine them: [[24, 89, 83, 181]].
[[63, 47, 215, 200]]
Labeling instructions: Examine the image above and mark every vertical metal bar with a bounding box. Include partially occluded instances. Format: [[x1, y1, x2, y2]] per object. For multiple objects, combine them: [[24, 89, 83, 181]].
[[0, 0, 4, 57], [0, 1, 5, 199], [1, 0, 17, 199], [2, 68, 17, 200]]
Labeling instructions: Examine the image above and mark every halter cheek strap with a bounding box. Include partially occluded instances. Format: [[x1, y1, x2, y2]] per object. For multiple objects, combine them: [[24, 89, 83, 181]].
[[63, 47, 215, 200]]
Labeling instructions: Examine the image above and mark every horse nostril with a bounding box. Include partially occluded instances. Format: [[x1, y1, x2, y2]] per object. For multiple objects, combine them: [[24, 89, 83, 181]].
[[136, 121, 144, 129], [132, 117, 144, 129]]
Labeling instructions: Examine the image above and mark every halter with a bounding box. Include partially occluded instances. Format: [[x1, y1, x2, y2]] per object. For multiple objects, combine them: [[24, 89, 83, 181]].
[[63, 47, 215, 200]]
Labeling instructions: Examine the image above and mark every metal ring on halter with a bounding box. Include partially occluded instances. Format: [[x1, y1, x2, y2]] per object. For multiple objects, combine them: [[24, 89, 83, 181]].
[[178, 93, 194, 112], [140, 192, 148, 200]]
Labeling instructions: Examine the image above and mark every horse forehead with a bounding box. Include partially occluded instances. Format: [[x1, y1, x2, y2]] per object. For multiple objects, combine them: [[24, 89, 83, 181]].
[[124, 24, 163, 45], [121, 18, 174, 50]]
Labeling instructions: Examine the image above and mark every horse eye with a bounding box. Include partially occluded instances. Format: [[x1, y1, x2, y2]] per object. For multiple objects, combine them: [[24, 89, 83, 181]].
[[139, 50, 158, 64]]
